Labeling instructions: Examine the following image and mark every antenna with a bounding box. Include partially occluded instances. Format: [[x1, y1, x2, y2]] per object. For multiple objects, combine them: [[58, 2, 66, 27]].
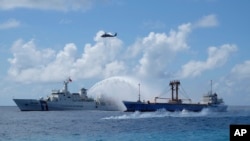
[[138, 83, 141, 102], [210, 80, 213, 94]]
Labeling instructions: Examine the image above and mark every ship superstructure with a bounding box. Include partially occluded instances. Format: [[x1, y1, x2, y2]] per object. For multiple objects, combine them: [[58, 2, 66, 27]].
[[13, 79, 116, 111]]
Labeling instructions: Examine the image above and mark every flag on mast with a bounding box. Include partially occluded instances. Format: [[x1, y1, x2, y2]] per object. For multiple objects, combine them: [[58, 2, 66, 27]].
[[69, 77, 72, 82]]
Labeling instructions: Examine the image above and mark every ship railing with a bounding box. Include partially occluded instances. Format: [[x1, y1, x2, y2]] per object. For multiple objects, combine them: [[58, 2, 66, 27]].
[[154, 97, 171, 103], [154, 97, 192, 103]]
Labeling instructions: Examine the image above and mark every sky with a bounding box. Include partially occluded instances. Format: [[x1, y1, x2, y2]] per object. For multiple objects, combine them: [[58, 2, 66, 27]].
[[0, 0, 250, 106]]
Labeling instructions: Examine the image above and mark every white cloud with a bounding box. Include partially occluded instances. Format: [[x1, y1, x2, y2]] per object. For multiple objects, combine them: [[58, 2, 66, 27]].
[[127, 23, 191, 58], [0, 19, 20, 29], [230, 60, 250, 81], [6, 18, 228, 84], [194, 14, 218, 28], [126, 23, 191, 78], [216, 60, 250, 105], [41, 43, 77, 81], [0, 0, 93, 11], [104, 61, 126, 78], [177, 44, 237, 78], [8, 39, 55, 70], [7, 31, 124, 83], [70, 31, 124, 79], [8, 39, 75, 83], [230, 60, 250, 80], [7, 22, 193, 84]]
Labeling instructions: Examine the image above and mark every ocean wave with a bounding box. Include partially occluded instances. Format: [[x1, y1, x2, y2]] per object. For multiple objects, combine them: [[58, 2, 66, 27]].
[[102, 108, 211, 120], [102, 106, 250, 120]]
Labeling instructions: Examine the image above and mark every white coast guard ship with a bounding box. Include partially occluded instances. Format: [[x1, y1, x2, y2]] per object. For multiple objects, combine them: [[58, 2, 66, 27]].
[[13, 79, 117, 111]]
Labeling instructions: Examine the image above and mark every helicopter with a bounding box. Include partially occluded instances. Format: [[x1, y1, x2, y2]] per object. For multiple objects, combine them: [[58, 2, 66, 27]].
[[101, 32, 117, 38]]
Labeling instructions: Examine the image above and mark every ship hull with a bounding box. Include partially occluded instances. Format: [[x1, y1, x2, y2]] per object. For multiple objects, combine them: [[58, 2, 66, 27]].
[[13, 99, 117, 111], [13, 99, 44, 111], [123, 101, 227, 112]]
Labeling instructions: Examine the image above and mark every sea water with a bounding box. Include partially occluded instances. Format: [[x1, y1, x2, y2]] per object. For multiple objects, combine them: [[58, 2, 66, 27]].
[[0, 106, 250, 141]]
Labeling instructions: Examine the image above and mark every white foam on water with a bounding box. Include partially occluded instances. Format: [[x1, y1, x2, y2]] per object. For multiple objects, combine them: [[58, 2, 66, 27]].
[[102, 108, 211, 120]]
